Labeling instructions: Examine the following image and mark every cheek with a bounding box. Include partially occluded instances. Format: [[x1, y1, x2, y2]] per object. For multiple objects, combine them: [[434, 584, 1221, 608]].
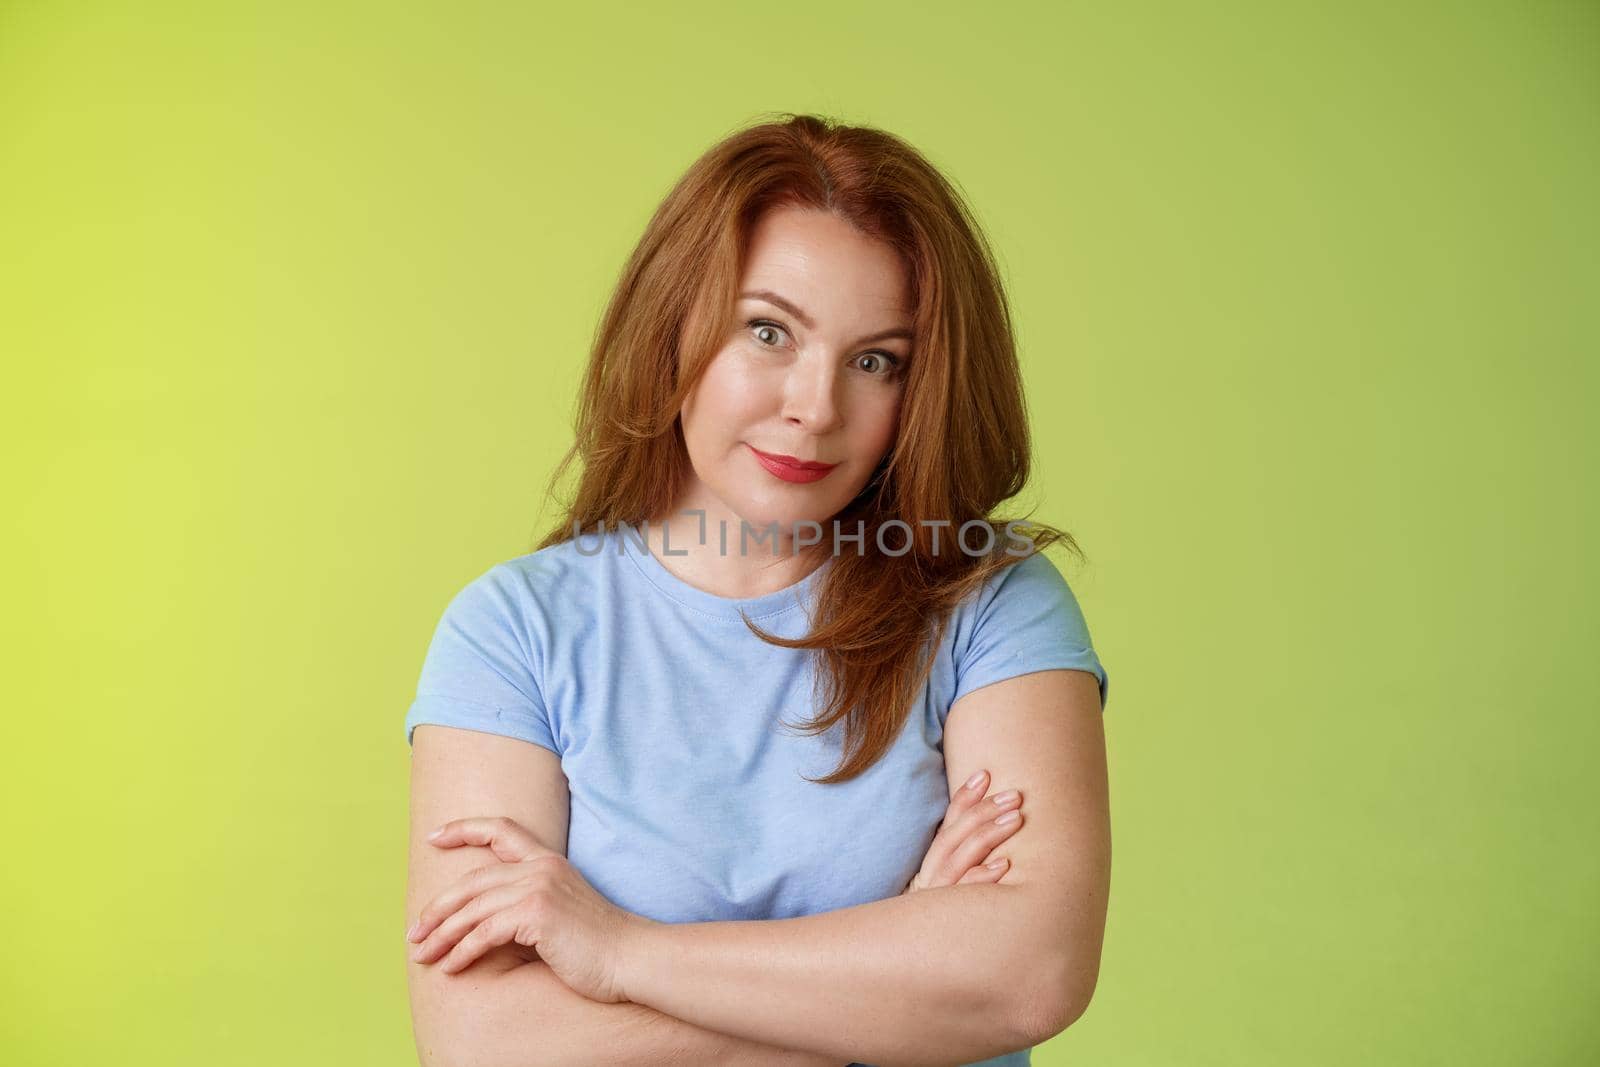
[[682, 357, 767, 442], [717, 357, 780, 413], [858, 392, 904, 453]]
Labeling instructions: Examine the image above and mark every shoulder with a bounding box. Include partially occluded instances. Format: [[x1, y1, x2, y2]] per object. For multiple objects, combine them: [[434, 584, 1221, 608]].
[[416, 539, 610, 692], [982, 545, 1072, 600], [947, 546, 1108, 711], [449, 536, 610, 623], [958, 547, 1087, 636]]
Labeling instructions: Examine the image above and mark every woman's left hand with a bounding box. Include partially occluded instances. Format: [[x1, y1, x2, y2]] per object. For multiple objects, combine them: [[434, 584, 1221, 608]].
[[405, 816, 656, 1003]]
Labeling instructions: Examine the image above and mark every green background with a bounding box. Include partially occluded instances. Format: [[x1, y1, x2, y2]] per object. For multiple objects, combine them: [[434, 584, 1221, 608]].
[[2, 2, 1594, 1063]]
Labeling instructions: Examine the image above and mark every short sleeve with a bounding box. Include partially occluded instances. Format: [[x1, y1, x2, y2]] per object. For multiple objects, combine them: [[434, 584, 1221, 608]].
[[952, 550, 1109, 712], [404, 564, 559, 753]]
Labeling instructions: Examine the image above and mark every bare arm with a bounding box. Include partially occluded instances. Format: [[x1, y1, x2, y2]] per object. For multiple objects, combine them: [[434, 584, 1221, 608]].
[[613, 669, 1112, 1067], [617, 883, 1051, 1067], [411, 954, 845, 1067], [407, 724, 848, 1067]]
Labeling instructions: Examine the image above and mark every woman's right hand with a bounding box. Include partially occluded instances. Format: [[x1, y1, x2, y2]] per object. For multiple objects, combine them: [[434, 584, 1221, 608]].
[[902, 768, 1024, 894]]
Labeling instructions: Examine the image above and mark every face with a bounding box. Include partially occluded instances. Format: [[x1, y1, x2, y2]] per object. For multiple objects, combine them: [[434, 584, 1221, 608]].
[[676, 204, 914, 550]]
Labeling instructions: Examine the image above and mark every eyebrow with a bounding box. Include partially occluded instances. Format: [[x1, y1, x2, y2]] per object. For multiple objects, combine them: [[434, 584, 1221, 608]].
[[739, 289, 914, 347]]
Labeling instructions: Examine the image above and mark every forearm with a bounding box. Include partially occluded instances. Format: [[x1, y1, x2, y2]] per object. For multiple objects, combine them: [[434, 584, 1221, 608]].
[[413, 956, 846, 1067], [619, 884, 1056, 1067]]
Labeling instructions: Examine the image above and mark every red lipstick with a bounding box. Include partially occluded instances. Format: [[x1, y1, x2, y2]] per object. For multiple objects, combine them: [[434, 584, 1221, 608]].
[[748, 445, 838, 484]]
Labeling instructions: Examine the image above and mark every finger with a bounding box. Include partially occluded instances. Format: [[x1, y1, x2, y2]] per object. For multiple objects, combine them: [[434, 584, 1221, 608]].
[[426, 816, 551, 863], [945, 809, 1025, 876], [412, 883, 525, 965], [949, 787, 1022, 844], [924, 788, 1022, 883], [438, 908, 523, 975], [947, 769, 990, 819], [411, 862, 525, 944], [956, 857, 1009, 885], [921, 770, 995, 874]]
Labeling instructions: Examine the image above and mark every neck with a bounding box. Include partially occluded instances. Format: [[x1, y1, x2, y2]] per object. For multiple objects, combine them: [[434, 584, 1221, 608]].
[[633, 500, 829, 601]]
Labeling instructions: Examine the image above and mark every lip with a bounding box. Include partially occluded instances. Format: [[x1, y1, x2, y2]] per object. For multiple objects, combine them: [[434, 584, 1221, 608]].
[[748, 445, 838, 484]]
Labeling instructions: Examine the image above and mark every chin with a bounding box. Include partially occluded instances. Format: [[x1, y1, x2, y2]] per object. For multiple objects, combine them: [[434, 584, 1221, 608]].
[[729, 500, 833, 540]]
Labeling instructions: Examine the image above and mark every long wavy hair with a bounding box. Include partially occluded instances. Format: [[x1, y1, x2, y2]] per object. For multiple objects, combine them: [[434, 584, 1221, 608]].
[[531, 111, 1085, 784]]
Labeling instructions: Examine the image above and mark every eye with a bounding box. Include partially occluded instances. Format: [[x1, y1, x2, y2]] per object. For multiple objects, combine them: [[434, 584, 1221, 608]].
[[747, 318, 906, 381], [746, 319, 791, 347], [856, 351, 906, 380]]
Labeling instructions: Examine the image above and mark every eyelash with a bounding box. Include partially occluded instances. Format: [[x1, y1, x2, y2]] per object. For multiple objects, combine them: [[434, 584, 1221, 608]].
[[745, 318, 906, 379]]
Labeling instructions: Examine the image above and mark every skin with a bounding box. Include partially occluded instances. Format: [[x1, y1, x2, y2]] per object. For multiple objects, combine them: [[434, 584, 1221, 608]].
[[648, 202, 914, 596]]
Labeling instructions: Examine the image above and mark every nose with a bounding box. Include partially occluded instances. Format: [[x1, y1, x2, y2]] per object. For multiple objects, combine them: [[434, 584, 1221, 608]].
[[781, 351, 843, 435]]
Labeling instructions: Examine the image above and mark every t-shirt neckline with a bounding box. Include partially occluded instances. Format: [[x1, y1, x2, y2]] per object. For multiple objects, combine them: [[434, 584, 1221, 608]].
[[611, 525, 831, 621]]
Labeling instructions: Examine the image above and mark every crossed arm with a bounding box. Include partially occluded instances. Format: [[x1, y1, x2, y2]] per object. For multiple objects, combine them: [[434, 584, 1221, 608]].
[[406, 668, 1110, 1067], [409, 727, 841, 1067], [410, 888, 1058, 1067], [408, 951, 841, 1067], [615, 881, 1069, 1065]]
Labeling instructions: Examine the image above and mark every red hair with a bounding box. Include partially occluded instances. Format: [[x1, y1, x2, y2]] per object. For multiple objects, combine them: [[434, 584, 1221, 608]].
[[533, 112, 1084, 783]]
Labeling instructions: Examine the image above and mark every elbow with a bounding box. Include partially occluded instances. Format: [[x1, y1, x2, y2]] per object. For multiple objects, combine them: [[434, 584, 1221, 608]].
[[413, 999, 528, 1067], [409, 958, 544, 1067], [410, 989, 491, 1067], [1009, 949, 1100, 1047]]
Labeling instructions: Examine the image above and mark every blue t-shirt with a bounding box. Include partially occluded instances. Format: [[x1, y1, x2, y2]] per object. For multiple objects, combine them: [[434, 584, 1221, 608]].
[[405, 525, 1108, 1067]]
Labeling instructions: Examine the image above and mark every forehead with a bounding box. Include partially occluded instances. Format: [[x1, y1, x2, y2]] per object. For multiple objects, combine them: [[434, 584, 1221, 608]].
[[739, 205, 912, 315]]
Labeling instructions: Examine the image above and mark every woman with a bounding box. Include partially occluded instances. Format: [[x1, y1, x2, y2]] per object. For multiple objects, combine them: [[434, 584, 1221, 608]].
[[403, 113, 1111, 1067]]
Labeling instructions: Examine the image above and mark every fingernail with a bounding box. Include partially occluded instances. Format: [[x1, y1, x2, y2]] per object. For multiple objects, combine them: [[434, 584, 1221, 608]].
[[996, 810, 1021, 825], [964, 769, 986, 791], [406, 921, 421, 941], [986, 858, 1008, 870], [427, 828, 442, 841]]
